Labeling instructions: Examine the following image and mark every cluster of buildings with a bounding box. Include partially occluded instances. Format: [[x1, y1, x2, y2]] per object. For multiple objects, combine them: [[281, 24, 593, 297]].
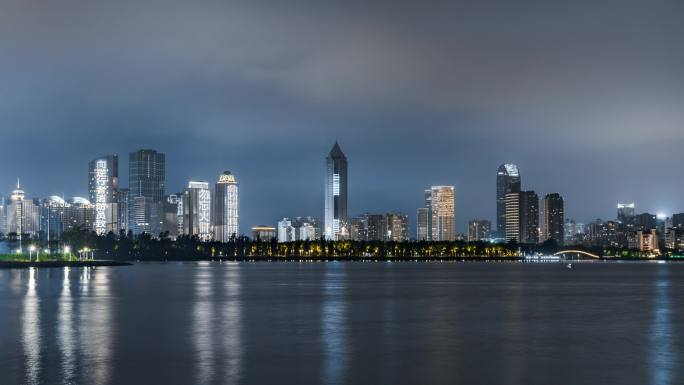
[[0, 149, 239, 246], [271, 143, 411, 243], [1, 142, 682, 254]]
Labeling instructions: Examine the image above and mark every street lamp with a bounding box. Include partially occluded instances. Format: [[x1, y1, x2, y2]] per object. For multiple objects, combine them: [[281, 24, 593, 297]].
[[29, 245, 36, 262]]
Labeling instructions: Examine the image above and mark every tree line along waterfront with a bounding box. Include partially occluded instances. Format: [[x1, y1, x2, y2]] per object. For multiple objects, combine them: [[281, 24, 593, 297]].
[[3, 227, 683, 262]]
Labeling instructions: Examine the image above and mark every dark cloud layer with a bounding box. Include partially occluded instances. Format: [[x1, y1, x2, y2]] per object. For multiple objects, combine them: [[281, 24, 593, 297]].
[[1, 0, 683, 232]]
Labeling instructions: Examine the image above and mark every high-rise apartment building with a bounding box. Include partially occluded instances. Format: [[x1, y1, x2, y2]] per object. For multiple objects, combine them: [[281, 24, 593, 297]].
[[617, 203, 635, 225], [182, 181, 211, 241], [416, 207, 430, 241], [468, 219, 491, 241], [40, 196, 67, 241], [541, 193, 564, 245], [277, 217, 320, 242], [117, 188, 129, 234], [0, 195, 6, 236], [89, 155, 120, 235], [6, 181, 40, 241], [161, 194, 180, 239], [496, 164, 521, 238], [387, 213, 409, 242], [324, 142, 348, 240], [633, 213, 656, 231], [672, 213, 684, 229], [505, 191, 539, 244], [213, 171, 239, 242], [128, 149, 165, 234], [430, 186, 455, 241], [63, 197, 94, 232]]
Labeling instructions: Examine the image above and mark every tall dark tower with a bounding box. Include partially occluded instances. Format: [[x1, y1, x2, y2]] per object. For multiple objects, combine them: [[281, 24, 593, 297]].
[[128, 149, 166, 234], [497, 163, 521, 238], [324, 142, 348, 240], [542, 193, 564, 245]]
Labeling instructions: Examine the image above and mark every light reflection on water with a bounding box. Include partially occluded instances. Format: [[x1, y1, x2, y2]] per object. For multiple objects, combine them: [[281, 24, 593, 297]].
[[321, 263, 348, 385], [2, 262, 684, 385], [222, 265, 242, 383], [79, 267, 113, 385], [58, 267, 76, 385], [194, 264, 215, 384], [22, 267, 41, 385], [650, 266, 677, 385]]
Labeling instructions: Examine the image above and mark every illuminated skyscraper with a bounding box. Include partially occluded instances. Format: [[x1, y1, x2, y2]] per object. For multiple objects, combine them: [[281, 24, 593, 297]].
[[429, 186, 455, 241], [387, 213, 409, 242], [88, 155, 119, 235], [183, 181, 211, 241], [128, 149, 165, 234], [496, 164, 521, 238], [213, 171, 239, 242], [505, 191, 539, 244], [0, 195, 6, 236], [6, 180, 40, 242], [617, 203, 635, 224], [541, 193, 564, 245], [324, 142, 348, 240]]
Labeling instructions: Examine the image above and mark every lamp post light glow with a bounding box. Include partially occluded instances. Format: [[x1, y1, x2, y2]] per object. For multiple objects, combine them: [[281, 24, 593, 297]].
[[29, 245, 36, 261]]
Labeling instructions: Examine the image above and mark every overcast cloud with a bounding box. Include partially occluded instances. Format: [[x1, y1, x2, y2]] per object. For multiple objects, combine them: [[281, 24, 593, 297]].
[[1, 0, 683, 232]]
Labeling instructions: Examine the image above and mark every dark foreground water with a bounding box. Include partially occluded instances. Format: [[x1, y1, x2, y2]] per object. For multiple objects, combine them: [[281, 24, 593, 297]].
[[0, 262, 682, 385]]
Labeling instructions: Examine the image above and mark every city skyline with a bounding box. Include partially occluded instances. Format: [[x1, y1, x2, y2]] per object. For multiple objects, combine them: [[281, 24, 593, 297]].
[[2, 0, 683, 234], [0, 143, 681, 236], [0, 143, 679, 238]]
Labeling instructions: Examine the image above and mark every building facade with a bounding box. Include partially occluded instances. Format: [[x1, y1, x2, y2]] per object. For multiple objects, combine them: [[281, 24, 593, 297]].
[[89, 155, 120, 235], [387, 213, 409, 242], [430, 186, 455, 241], [128, 149, 165, 234], [277, 217, 320, 242], [0, 195, 6, 236], [617, 203, 635, 225], [468, 219, 491, 242], [496, 164, 521, 239], [541, 193, 564, 245], [324, 142, 348, 240], [505, 191, 539, 244], [416, 207, 430, 241], [6, 181, 40, 240], [213, 171, 239, 242], [40, 196, 68, 240], [252, 226, 276, 242], [183, 181, 212, 241]]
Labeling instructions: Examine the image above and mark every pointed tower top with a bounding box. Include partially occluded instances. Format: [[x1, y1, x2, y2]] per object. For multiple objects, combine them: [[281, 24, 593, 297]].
[[329, 141, 346, 158], [16, 178, 20, 189]]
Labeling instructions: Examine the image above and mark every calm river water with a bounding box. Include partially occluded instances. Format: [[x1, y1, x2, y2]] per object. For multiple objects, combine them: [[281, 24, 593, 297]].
[[0, 262, 682, 385]]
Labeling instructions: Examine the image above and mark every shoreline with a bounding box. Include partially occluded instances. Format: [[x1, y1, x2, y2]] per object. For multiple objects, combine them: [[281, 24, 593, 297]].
[[0, 260, 132, 269]]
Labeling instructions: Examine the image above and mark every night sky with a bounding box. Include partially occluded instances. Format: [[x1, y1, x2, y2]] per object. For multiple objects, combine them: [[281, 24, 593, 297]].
[[1, 0, 683, 233]]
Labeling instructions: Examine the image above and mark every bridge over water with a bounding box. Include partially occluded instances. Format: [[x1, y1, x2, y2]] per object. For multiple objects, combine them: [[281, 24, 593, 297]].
[[552, 249, 602, 260]]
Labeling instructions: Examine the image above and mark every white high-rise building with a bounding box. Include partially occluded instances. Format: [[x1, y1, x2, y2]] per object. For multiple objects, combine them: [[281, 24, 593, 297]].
[[213, 171, 239, 242], [429, 186, 455, 241], [6, 180, 40, 242], [89, 155, 120, 235]]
